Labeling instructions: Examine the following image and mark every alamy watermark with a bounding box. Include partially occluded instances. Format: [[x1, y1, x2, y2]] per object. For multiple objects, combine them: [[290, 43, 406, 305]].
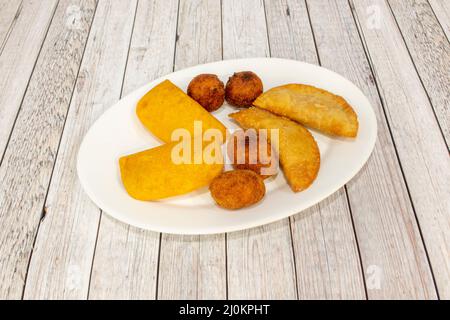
[[170, 121, 279, 176], [366, 5, 382, 30], [366, 265, 382, 290]]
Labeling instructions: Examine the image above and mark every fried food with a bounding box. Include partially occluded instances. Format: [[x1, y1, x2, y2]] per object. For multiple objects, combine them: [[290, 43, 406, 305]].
[[209, 170, 265, 209], [227, 132, 277, 178], [119, 141, 224, 200], [229, 107, 320, 192], [136, 80, 227, 143], [187, 74, 225, 112], [253, 84, 358, 137], [225, 71, 263, 107]]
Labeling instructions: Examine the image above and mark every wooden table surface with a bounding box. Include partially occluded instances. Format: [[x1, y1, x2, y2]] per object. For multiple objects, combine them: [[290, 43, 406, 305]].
[[0, 0, 449, 300]]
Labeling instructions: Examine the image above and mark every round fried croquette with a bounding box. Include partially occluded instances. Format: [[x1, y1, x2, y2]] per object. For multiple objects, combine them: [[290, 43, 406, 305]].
[[225, 71, 263, 107], [209, 170, 266, 210], [227, 133, 277, 179], [187, 74, 225, 112]]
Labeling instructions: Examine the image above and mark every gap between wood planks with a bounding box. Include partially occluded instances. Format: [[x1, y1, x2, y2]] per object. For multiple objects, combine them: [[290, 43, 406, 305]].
[[86, 0, 140, 299], [153, 0, 182, 300], [302, 0, 367, 299], [0, 0, 24, 56], [21, 0, 100, 299], [85, 0, 139, 299], [428, 0, 450, 42], [11, 0, 446, 299], [347, 0, 441, 298], [0, 1, 60, 167], [386, 0, 448, 150]]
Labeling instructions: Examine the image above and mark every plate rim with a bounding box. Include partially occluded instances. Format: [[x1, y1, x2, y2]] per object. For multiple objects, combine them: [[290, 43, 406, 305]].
[[77, 57, 378, 235]]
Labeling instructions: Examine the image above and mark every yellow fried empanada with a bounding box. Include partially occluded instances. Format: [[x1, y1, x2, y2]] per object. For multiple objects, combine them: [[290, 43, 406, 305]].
[[137, 80, 227, 143], [119, 142, 223, 200], [253, 84, 358, 137], [229, 107, 320, 192]]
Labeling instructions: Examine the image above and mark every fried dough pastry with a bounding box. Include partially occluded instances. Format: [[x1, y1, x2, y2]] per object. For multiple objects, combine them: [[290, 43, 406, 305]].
[[209, 170, 265, 209], [137, 80, 227, 143], [119, 142, 223, 200], [229, 107, 320, 192], [253, 84, 358, 137]]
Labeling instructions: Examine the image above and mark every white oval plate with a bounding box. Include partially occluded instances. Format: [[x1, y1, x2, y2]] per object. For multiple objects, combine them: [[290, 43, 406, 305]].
[[77, 58, 377, 234]]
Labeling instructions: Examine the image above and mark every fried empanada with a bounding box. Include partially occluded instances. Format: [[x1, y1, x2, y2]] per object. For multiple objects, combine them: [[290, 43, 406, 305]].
[[253, 84, 358, 137], [229, 107, 320, 192], [137, 80, 227, 143], [119, 141, 223, 200]]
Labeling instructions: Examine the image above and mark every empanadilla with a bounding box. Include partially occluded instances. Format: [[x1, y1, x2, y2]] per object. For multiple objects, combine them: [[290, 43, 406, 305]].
[[253, 84, 358, 137], [137, 80, 227, 143], [119, 141, 223, 200], [230, 107, 320, 192]]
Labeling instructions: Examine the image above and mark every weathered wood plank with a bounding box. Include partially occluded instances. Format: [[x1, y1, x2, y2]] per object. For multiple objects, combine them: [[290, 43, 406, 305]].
[[307, 0, 437, 299], [388, 0, 450, 148], [174, 0, 223, 69], [158, 234, 226, 299], [223, 0, 297, 299], [0, 0, 96, 299], [88, 215, 159, 299], [22, 0, 138, 299], [0, 0, 58, 160], [350, 0, 449, 298], [157, 0, 227, 300], [0, 0, 22, 52], [264, 0, 365, 299], [89, 0, 179, 300], [429, 0, 450, 40]]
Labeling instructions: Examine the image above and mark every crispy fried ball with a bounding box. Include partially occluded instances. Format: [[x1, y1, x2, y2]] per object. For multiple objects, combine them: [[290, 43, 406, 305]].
[[227, 133, 277, 179], [209, 170, 265, 210], [225, 71, 263, 107], [187, 74, 225, 112]]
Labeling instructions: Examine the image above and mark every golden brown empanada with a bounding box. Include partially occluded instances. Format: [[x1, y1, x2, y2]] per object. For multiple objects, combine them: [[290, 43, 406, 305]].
[[229, 107, 320, 192], [253, 84, 358, 137]]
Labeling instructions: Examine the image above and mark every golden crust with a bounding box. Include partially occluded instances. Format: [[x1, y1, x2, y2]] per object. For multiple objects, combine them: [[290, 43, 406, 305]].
[[136, 80, 227, 143], [209, 170, 265, 209], [229, 107, 320, 192], [253, 84, 358, 137], [119, 142, 224, 200], [225, 71, 263, 107], [187, 74, 225, 112]]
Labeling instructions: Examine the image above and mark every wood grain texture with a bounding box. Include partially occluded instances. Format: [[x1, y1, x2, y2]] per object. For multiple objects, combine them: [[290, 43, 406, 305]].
[[158, 234, 226, 299], [23, 0, 137, 299], [0, 0, 58, 160], [174, 0, 223, 69], [0, 0, 22, 52], [157, 0, 227, 300], [350, 0, 449, 298], [307, 0, 437, 299], [223, 0, 297, 299], [388, 0, 450, 148], [0, 0, 96, 299], [429, 0, 450, 40], [89, 0, 179, 300], [0, 0, 444, 300], [264, 0, 365, 300]]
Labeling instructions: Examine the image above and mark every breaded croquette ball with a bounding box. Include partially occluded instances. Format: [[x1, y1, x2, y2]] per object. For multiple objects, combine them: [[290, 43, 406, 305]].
[[225, 71, 263, 107], [227, 133, 277, 179], [209, 170, 265, 210], [187, 74, 225, 112]]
